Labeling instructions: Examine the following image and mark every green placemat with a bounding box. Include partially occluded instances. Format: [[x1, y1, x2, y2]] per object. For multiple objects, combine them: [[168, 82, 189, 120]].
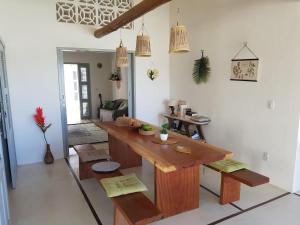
[[209, 159, 248, 173], [100, 173, 148, 198]]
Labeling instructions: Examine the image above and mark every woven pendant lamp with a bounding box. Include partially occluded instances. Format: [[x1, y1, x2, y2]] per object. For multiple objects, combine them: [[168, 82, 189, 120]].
[[136, 35, 151, 57], [116, 40, 128, 68], [169, 9, 190, 53], [135, 17, 151, 57]]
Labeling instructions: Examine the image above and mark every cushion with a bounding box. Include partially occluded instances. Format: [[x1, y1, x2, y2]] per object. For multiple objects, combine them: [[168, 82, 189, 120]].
[[118, 100, 128, 110], [100, 173, 148, 198], [113, 99, 125, 110], [104, 101, 114, 110], [209, 159, 248, 173]]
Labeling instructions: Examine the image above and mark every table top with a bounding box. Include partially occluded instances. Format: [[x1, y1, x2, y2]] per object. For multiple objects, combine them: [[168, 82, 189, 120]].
[[163, 114, 210, 125], [96, 121, 233, 173]]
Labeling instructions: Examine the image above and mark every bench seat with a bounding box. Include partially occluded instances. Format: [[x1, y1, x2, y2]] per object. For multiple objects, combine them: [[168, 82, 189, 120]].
[[93, 170, 162, 225], [74, 144, 111, 180], [206, 165, 270, 204]]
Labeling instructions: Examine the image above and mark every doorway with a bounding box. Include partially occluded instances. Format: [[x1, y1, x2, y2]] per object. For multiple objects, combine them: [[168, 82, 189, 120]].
[[64, 63, 92, 124], [57, 48, 135, 158]]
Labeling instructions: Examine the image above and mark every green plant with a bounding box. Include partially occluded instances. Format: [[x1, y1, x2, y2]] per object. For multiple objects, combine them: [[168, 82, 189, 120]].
[[160, 123, 169, 134], [193, 50, 211, 84]]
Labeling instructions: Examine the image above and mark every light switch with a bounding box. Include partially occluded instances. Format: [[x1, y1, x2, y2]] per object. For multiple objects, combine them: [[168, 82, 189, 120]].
[[268, 100, 276, 110]]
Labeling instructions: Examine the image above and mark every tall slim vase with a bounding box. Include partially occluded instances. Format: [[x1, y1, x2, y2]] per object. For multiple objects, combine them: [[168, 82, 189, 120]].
[[44, 144, 54, 164]]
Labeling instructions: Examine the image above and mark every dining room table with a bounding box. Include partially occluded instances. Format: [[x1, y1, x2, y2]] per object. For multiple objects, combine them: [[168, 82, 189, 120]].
[[96, 121, 233, 218]]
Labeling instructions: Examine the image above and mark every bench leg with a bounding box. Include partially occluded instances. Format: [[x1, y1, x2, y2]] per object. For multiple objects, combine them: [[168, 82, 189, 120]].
[[114, 207, 131, 225], [79, 162, 93, 180], [220, 173, 241, 205], [155, 165, 199, 217]]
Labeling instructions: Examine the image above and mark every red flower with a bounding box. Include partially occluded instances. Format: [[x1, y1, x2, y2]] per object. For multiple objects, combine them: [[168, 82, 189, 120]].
[[33, 107, 52, 144], [34, 107, 45, 127]]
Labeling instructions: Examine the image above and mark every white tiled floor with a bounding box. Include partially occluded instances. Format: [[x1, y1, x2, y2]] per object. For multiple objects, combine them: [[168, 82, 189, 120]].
[[9, 160, 98, 225], [9, 154, 300, 225]]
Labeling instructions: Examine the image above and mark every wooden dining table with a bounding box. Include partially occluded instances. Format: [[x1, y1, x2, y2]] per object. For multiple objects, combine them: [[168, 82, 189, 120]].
[[96, 121, 233, 218]]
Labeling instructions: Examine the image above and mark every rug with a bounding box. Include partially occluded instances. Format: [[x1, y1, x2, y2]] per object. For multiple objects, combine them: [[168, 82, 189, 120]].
[[68, 123, 108, 146]]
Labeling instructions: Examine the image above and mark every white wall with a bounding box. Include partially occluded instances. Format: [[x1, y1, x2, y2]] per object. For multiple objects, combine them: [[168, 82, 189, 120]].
[[0, 0, 170, 165], [170, 0, 300, 191], [63, 52, 114, 118]]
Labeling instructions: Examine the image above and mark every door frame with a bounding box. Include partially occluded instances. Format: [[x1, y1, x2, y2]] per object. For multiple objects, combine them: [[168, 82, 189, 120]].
[[0, 38, 17, 189], [57, 48, 136, 158]]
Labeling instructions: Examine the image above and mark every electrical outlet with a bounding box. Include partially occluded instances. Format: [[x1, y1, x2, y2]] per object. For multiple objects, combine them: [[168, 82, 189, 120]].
[[263, 152, 270, 161]]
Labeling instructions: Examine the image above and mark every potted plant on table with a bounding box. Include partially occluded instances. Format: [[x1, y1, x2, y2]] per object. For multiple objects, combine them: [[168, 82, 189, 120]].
[[33, 107, 53, 164], [160, 124, 169, 141]]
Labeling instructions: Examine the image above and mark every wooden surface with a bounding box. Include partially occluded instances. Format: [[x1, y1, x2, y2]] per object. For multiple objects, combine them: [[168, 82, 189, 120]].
[[74, 144, 110, 180], [206, 166, 270, 187], [109, 135, 142, 169], [220, 174, 241, 205], [227, 169, 270, 187], [93, 170, 162, 225], [96, 122, 232, 173], [206, 165, 270, 204], [163, 114, 209, 140], [163, 114, 210, 126], [155, 165, 200, 217], [94, 0, 172, 38]]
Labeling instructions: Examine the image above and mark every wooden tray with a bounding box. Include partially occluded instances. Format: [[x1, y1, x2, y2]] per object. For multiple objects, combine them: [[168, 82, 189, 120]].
[[152, 137, 178, 145], [139, 129, 156, 136]]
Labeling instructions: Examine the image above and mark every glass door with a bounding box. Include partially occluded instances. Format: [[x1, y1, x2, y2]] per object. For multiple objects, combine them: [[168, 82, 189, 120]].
[[78, 64, 92, 119]]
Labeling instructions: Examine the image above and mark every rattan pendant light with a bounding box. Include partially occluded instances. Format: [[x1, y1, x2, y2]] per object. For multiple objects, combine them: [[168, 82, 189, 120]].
[[135, 17, 151, 57], [116, 30, 128, 68], [169, 8, 190, 53]]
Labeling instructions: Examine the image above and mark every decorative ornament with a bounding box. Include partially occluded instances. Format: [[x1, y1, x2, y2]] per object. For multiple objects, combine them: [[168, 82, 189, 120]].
[[192, 50, 211, 84], [147, 68, 159, 81], [169, 8, 190, 53], [97, 63, 103, 69], [109, 68, 121, 81], [136, 17, 151, 57]]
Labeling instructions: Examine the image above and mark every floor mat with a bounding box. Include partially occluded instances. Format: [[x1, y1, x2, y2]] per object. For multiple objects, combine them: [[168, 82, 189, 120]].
[[68, 123, 108, 146]]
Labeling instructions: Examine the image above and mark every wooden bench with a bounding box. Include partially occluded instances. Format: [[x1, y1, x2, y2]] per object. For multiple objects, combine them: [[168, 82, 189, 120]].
[[92, 170, 162, 225], [73, 144, 111, 180], [206, 165, 270, 205]]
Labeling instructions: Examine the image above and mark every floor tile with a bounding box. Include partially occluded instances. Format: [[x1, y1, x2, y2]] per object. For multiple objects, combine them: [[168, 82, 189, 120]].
[[9, 160, 98, 225], [218, 194, 298, 225]]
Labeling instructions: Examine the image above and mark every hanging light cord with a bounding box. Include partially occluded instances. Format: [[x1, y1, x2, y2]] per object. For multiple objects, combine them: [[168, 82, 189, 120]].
[[119, 29, 123, 47], [138, 16, 149, 36], [177, 8, 180, 26]]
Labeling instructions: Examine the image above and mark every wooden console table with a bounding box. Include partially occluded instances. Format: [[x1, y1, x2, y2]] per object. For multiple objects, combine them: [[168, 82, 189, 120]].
[[96, 121, 232, 218], [163, 114, 210, 142]]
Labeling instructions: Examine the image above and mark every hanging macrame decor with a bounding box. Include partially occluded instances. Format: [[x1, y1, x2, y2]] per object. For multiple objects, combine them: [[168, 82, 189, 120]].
[[192, 50, 211, 84]]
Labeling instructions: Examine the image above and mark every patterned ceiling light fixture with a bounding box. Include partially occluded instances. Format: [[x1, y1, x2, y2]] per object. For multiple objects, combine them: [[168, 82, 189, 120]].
[[116, 30, 129, 68], [169, 8, 190, 53], [135, 17, 151, 57]]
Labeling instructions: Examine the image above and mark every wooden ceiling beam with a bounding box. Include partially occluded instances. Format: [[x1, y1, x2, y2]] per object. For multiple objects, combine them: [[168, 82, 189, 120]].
[[94, 0, 171, 38]]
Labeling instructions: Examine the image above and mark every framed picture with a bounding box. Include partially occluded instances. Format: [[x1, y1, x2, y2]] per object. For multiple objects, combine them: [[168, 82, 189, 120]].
[[231, 59, 259, 82], [230, 59, 259, 82]]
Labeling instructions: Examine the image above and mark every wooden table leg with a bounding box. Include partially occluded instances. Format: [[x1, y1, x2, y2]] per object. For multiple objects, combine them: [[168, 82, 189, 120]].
[[108, 135, 142, 169], [220, 173, 241, 205], [155, 165, 200, 217], [196, 125, 206, 142]]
